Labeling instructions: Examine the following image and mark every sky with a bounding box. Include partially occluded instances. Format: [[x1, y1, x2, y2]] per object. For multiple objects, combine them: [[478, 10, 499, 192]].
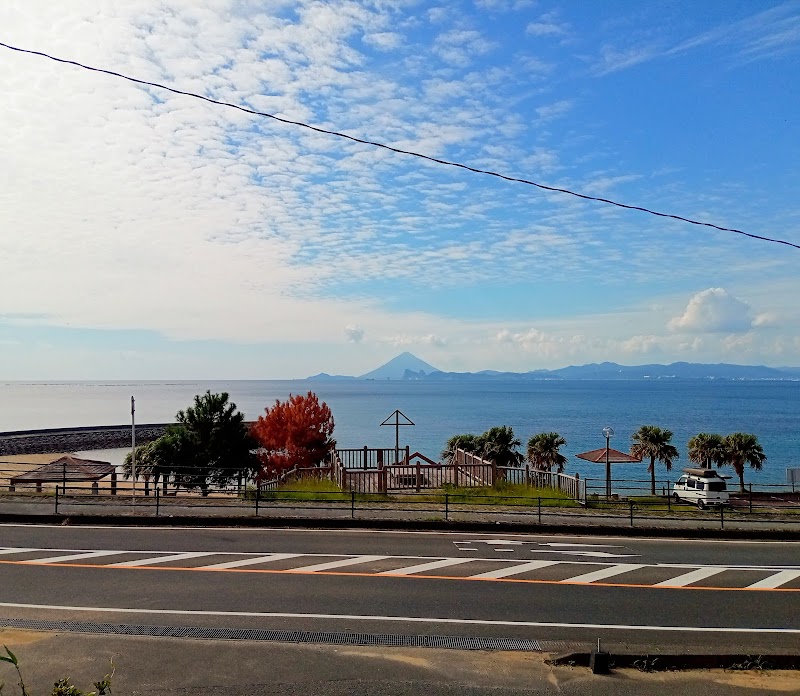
[[1, 0, 799, 379]]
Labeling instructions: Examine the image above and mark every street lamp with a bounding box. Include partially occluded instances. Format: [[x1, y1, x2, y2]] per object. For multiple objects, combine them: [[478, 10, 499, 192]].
[[602, 426, 614, 499]]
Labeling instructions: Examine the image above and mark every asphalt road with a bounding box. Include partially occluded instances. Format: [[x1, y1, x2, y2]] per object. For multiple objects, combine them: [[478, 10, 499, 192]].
[[1, 524, 799, 655]]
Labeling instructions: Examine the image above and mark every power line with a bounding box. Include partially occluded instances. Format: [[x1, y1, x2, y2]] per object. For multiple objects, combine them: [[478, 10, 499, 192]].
[[1, 40, 798, 251]]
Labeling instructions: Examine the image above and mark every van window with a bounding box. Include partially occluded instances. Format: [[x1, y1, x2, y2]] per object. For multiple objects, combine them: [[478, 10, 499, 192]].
[[686, 479, 695, 489], [696, 481, 705, 490], [707, 481, 726, 491]]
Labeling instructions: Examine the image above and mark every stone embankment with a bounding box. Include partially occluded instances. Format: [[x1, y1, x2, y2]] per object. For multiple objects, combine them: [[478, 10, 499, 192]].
[[0, 425, 170, 456]]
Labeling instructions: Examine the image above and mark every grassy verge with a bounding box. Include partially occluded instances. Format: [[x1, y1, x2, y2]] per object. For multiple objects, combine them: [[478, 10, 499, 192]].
[[257, 477, 351, 502]]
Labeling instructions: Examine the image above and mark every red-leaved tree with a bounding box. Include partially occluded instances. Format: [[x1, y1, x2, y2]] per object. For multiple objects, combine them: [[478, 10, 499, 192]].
[[250, 392, 335, 479]]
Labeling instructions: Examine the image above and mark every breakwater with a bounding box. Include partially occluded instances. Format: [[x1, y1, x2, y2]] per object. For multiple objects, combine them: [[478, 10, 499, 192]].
[[0, 424, 170, 456]]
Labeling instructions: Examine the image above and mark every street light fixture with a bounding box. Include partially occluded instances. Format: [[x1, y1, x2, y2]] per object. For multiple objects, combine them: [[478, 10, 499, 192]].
[[602, 426, 614, 499]]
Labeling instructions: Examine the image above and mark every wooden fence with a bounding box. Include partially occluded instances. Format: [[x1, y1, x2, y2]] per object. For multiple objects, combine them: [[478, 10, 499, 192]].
[[326, 447, 585, 500]]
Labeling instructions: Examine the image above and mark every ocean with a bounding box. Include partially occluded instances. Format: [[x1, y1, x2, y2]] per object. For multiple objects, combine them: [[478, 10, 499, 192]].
[[1, 379, 798, 487]]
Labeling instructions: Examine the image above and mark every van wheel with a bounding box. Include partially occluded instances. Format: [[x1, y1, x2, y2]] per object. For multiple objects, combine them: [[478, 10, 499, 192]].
[[672, 493, 680, 503], [697, 500, 706, 510]]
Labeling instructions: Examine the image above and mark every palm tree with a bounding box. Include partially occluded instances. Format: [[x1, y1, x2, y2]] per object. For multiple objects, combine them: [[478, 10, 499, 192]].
[[441, 434, 482, 465], [687, 433, 725, 469], [722, 432, 766, 493], [480, 426, 524, 468], [630, 425, 680, 495], [526, 432, 567, 472]]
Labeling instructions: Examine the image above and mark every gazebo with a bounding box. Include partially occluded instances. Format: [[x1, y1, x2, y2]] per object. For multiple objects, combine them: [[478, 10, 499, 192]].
[[9, 455, 116, 495], [575, 447, 641, 499]]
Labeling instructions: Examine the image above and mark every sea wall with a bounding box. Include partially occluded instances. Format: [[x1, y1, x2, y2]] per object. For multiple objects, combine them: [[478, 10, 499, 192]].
[[0, 424, 170, 456]]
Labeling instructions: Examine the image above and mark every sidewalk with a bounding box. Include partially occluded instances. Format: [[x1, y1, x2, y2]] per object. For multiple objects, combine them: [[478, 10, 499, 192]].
[[2, 495, 800, 538]]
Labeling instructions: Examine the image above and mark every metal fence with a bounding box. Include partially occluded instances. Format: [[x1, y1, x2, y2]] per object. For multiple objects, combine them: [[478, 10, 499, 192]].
[[2, 484, 800, 531]]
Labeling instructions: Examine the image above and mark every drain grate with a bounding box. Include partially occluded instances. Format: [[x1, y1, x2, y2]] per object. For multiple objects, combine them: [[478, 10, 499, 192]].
[[0, 617, 542, 652]]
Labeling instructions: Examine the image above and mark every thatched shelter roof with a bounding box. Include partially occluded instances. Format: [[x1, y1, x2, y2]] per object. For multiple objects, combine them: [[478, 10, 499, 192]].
[[575, 447, 642, 464], [9, 455, 114, 484]]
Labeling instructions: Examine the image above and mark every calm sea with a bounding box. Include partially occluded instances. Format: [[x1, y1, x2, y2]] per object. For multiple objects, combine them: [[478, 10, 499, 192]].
[[1, 380, 798, 486]]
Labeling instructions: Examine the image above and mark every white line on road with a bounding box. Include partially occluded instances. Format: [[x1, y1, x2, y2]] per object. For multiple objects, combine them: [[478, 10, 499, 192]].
[[379, 558, 473, 575], [23, 551, 125, 564], [0, 548, 36, 556], [471, 561, 560, 579], [2, 601, 799, 634], [110, 552, 214, 567], [201, 554, 302, 570], [747, 570, 800, 589], [561, 564, 645, 584], [291, 556, 389, 572], [654, 567, 728, 587]]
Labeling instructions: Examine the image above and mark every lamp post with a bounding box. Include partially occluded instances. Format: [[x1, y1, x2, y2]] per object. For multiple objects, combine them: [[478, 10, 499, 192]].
[[602, 426, 614, 499]]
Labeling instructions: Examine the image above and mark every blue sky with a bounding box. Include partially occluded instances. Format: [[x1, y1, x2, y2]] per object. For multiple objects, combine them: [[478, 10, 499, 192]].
[[1, 0, 799, 378]]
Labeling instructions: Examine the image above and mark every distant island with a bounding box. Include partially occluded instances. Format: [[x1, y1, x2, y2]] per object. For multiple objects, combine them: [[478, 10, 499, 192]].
[[307, 352, 800, 382]]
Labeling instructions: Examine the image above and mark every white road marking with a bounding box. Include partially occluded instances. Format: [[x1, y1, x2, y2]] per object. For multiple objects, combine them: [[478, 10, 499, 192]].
[[471, 561, 560, 579], [2, 601, 798, 634], [561, 564, 645, 584], [747, 570, 800, 589], [379, 558, 473, 575], [655, 567, 728, 587], [290, 556, 388, 573], [0, 548, 36, 556], [540, 543, 626, 548], [201, 554, 301, 570], [110, 552, 213, 567], [23, 550, 125, 564], [529, 550, 640, 559], [494, 549, 516, 552]]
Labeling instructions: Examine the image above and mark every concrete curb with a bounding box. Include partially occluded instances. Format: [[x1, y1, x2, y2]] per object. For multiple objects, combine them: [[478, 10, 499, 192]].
[[2, 512, 800, 539]]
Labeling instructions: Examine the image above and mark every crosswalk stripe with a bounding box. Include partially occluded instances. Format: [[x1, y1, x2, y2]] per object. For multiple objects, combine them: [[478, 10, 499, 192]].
[[654, 567, 728, 587], [201, 553, 302, 570], [291, 556, 389, 572], [0, 548, 36, 556], [560, 564, 645, 584], [471, 561, 560, 579], [110, 552, 213, 567], [23, 551, 125, 564], [746, 570, 800, 589], [379, 558, 473, 576]]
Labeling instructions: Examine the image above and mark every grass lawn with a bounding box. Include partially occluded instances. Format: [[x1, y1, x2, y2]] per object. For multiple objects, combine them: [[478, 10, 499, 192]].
[[257, 478, 350, 502]]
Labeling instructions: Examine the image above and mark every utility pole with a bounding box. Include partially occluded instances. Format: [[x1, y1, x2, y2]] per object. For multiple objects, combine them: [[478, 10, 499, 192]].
[[131, 396, 136, 504]]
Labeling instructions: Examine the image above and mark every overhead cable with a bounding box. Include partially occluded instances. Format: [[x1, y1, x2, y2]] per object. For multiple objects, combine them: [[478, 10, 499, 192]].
[[1, 40, 797, 250]]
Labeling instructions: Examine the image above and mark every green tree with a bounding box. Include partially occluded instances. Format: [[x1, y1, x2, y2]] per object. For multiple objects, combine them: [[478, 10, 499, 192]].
[[630, 425, 680, 495], [722, 432, 766, 493], [687, 433, 726, 469], [526, 432, 568, 472], [480, 426, 524, 468], [166, 391, 258, 496]]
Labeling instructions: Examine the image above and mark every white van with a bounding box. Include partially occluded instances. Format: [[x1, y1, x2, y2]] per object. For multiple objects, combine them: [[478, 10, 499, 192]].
[[673, 468, 730, 509]]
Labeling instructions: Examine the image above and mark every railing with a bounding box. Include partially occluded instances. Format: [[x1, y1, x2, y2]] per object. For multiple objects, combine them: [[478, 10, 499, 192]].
[[3, 484, 800, 531]]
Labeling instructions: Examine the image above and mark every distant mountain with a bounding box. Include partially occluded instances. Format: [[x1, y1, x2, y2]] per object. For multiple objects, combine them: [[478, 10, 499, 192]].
[[306, 372, 356, 381], [359, 352, 440, 380], [308, 356, 800, 381]]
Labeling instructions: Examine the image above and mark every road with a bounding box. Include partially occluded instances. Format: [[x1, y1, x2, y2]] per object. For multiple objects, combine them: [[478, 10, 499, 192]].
[[1, 523, 799, 654]]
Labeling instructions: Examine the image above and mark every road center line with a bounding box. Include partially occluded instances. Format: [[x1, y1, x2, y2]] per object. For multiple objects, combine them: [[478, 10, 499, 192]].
[[22, 550, 125, 564], [290, 556, 388, 572], [1, 601, 798, 634], [560, 564, 644, 584], [655, 567, 728, 587], [379, 558, 473, 575], [110, 552, 213, 567], [747, 570, 800, 589]]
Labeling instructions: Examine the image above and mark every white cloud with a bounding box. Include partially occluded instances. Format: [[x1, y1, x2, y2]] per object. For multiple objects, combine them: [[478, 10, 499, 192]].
[[363, 32, 403, 51], [535, 99, 574, 121], [668, 288, 754, 334], [345, 325, 365, 342]]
